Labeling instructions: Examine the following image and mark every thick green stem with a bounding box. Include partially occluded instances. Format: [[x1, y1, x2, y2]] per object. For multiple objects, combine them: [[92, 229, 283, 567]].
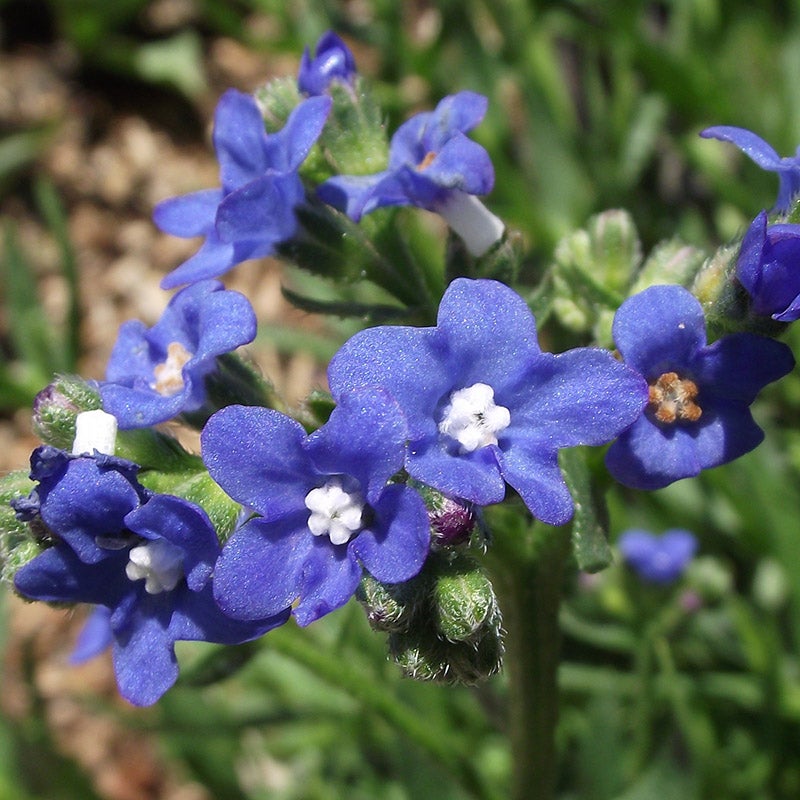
[[484, 508, 571, 800]]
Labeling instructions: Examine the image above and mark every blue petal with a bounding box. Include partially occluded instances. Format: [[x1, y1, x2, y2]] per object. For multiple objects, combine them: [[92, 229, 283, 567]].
[[700, 126, 782, 169], [303, 388, 407, 504], [213, 515, 312, 620], [153, 189, 221, 238], [202, 406, 314, 519], [497, 439, 575, 525], [613, 285, 707, 377], [350, 484, 430, 584], [605, 416, 703, 490], [213, 89, 271, 192], [70, 606, 113, 664], [294, 537, 362, 626], [111, 602, 178, 706], [424, 133, 494, 196], [160, 237, 237, 289], [317, 172, 389, 219], [265, 95, 332, 171]]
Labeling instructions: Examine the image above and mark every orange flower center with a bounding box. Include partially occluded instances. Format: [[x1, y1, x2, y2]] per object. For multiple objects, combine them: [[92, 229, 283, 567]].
[[648, 372, 702, 424]]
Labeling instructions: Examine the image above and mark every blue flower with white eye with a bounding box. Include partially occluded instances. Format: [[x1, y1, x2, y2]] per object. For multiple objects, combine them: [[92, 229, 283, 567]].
[[100, 280, 256, 429], [202, 390, 430, 627], [298, 31, 357, 95], [736, 210, 800, 321], [155, 89, 331, 289], [700, 126, 800, 212], [605, 285, 795, 490], [12, 446, 287, 706], [328, 278, 648, 525], [618, 528, 697, 585]]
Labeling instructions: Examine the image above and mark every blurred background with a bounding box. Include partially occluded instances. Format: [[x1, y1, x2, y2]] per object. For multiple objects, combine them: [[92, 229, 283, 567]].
[[2, 1, 800, 798]]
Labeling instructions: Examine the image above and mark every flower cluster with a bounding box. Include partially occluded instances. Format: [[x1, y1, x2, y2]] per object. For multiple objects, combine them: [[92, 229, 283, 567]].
[[4, 31, 798, 706]]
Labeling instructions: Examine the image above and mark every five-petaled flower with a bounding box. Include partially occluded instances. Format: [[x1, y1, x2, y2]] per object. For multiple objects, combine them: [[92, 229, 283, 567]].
[[12, 447, 287, 706], [605, 284, 795, 490], [328, 278, 648, 525], [618, 528, 697, 585], [298, 30, 357, 95], [203, 390, 431, 627], [100, 280, 256, 429], [700, 125, 800, 212], [736, 210, 800, 321], [154, 89, 331, 288], [317, 92, 503, 255]]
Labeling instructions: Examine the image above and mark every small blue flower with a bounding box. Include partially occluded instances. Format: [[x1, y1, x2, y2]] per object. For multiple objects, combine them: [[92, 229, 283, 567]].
[[100, 280, 256, 429], [605, 285, 795, 490], [328, 278, 648, 525], [618, 528, 697, 585], [737, 210, 800, 321], [298, 31, 357, 95], [700, 126, 800, 212], [155, 89, 331, 288], [202, 390, 431, 627], [13, 447, 287, 706], [317, 91, 494, 221]]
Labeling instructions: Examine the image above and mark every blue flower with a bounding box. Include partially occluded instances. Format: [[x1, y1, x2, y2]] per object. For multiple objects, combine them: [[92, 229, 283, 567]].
[[700, 126, 800, 212], [155, 89, 331, 289], [13, 447, 287, 706], [618, 528, 697, 585], [100, 280, 256, 429], [298, 31, 357, 95], [318, 91, 494, 221], [202, 390, 430, 626], [736, 210, 800, 321], [328, 278, 648, 525], [605, 285, 795, 490]]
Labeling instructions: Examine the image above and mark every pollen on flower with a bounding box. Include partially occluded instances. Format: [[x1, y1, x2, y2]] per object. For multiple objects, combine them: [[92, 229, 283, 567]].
[[151, 342, 193, 396], [125, 539, 185, 594], [648, 371, 702, 424], [417, 151, 437, 170], [439, 383, 511, 452], [304, 477, 365, 545]]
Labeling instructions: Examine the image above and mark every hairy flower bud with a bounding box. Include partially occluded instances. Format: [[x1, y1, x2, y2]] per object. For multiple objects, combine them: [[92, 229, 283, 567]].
[[356, 573, 418, 633], [432, 558, 497, 642], [32, 375, 102, 450], [410, 480, 478, 549]]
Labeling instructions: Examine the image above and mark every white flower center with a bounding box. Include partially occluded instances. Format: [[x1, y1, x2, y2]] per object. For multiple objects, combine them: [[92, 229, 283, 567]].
[[438, 383, 510, 452], [72, 409, 118, 455], [125, 539, 185, 594], [151, 341, 193, 396], [304, 477, 365, 546]]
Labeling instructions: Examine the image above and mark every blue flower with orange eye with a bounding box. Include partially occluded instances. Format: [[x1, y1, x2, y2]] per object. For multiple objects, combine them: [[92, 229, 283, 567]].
[[100, 280, 256, 429], [605, 285, 795, 490]]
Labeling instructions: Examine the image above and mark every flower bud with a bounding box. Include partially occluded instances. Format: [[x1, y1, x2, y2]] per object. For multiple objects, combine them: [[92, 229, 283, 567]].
[[0, 469, 40, 585], [410, 480, 477, 549], [446, 614, 504, 685], [356, 573, 418, 633], [32, 375, 102, 450], [432, 558, 497, 642]]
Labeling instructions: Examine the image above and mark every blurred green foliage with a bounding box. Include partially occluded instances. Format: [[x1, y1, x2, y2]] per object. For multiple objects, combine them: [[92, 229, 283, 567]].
[[3, 1, 800, 799]]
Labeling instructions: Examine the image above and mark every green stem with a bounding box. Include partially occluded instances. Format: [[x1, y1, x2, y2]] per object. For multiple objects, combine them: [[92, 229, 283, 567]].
[[266, 625, 498, 800], [484, 508, 571, 800]]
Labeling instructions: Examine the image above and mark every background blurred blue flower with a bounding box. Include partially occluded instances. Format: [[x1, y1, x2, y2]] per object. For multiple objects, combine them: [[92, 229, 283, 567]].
[[618, 528, 697, 584], [298, 30, 357, 95]]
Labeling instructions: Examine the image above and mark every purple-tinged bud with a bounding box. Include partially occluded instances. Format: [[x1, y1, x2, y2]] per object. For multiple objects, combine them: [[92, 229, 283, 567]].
[[356, 573, 418, 633], [32, 376, 102, 450], [411, 481, 477, 549]]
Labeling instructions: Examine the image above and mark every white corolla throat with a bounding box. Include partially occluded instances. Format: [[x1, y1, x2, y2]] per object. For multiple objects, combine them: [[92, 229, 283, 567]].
[[126, 539, 185, 594], [304, 477, 365, 546], [439, 383, 510, 452]]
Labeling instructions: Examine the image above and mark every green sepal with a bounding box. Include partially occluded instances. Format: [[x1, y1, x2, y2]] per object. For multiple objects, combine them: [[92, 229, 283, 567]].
[[281, 285, 407, 324], [432, 556, 498, 643], [630, 238, 707, 296], [0, 469, 39, 585], [356, 573, 420, 634], [178, 640, 263, 687], [31, 375, 103, 449], [445, 227, 524, 285], [558, 447, 613, 573], [297, 389, 336, 433]]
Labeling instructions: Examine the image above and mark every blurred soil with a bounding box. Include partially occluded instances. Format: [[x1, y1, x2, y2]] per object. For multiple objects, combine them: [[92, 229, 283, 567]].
[[0, 5, 331, 798]]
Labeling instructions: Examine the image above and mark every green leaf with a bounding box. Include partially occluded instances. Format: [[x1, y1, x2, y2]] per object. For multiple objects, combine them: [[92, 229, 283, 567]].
[[281, 285, 408, 323], [559, 447, 613, 573]]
